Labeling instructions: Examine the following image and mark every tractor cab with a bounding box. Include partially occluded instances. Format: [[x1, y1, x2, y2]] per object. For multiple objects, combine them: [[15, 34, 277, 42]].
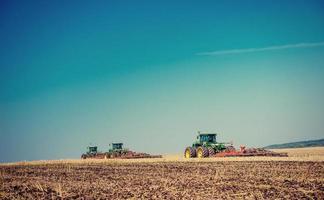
[[109, 143, 124, 152], [87, 146, 98, 154], [197, 133, 217, 144]]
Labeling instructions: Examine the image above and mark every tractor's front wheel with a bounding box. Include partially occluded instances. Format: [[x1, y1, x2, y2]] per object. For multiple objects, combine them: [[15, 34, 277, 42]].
[[184, 147, 196, 158], [196, 147, 209, 158]]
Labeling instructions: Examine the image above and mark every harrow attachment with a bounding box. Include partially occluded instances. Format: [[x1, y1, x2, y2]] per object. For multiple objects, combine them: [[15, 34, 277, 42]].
[[213, 146, 288, 157], [110, 151, 162, 159]]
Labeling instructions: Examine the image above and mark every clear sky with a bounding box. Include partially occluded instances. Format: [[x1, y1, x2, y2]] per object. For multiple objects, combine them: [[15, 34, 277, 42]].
[[1, 1, 324, 162]]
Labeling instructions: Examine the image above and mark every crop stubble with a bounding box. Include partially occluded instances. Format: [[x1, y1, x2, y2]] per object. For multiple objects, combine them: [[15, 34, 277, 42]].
[[0, 161, 323, 199]]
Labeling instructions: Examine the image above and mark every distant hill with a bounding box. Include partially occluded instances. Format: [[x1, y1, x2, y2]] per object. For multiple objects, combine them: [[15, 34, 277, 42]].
[[264, 138, 324, 149]]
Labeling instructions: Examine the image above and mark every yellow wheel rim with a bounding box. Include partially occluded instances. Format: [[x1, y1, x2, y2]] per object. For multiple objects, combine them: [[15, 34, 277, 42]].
[[197, 148, 203, 158], [185, 149, 190, 158]]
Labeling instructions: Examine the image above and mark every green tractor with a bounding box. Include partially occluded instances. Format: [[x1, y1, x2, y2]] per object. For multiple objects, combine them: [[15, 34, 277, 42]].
[[107, 143, 129, 158], [184, 132, 235, 158], [81, 146, 99, 159]]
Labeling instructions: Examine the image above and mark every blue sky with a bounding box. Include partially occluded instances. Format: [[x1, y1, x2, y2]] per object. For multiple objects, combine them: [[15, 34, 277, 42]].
[[1, 1, 324, 162]]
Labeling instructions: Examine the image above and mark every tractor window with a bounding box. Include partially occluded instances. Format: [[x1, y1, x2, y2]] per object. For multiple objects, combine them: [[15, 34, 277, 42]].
[[88, 147, 97, 153], [113, 143, 123, 150], [200, 135, 216, 143], [200, 135, 208, 142], [210, 135, 216, 142]]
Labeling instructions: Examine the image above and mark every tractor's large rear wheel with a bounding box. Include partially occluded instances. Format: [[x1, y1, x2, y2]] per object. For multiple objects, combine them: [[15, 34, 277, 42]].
[[196, 147, 209, 158], [111, 152, 119, 158], [208, 147, 215, 157], [184, 147, 196, 158]]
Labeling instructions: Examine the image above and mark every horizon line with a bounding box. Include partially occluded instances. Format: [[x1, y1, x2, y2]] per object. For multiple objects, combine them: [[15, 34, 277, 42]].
[[197, 41, 324, 56]]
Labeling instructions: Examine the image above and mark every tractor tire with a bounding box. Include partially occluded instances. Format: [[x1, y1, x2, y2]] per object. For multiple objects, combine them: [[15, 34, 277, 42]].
[[81, 154, 87, 159], [208, 147, 215, 157], [112, 152, 121, 158], [104, 153, 110, 159], [196, 147, 209, 158], [184, 147, 196, 158]]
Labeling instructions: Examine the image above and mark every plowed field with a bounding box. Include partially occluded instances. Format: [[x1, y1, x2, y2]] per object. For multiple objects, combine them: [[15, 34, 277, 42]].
[[1, 161, 323, 199]]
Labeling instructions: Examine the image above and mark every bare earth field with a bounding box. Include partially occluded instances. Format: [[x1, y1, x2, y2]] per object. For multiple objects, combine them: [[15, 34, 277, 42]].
[[1, 147, 324, 199]]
